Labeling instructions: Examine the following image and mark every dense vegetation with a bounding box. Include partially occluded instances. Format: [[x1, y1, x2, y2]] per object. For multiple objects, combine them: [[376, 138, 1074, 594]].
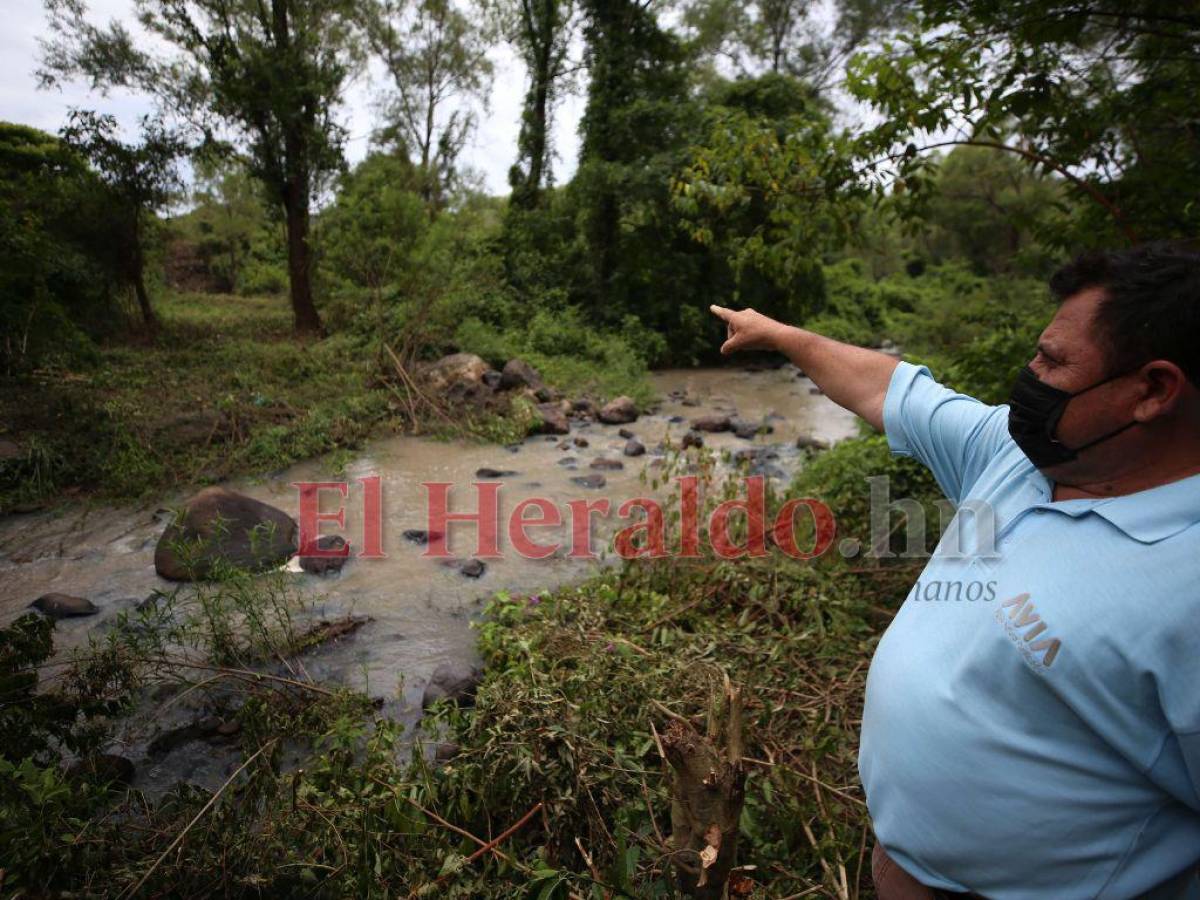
[[1, 0, 1196, 895]]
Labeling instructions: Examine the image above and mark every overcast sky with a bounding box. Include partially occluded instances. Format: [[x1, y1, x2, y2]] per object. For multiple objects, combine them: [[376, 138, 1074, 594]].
[[1, 0, 587, 196]]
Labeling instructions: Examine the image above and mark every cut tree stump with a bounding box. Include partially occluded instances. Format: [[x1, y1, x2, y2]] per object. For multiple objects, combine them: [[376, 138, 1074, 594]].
[[660, 679, 747, 899]]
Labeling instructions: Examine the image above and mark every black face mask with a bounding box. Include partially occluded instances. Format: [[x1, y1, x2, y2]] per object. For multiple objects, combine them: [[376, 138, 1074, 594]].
[[1007, 366, 1140, 469]]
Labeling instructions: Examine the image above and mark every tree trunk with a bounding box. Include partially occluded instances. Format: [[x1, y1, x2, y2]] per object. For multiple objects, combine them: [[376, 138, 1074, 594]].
[[133, 265, 157, 331], [661, 680, 747, 899], [283, 179, 322, 335]]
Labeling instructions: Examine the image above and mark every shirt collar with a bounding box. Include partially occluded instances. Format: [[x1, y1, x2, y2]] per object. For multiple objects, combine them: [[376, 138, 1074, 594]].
[[1025, 468, 1200, 544]]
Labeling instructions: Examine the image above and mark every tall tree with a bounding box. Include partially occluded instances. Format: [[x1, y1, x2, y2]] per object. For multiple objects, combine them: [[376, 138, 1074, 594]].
[[40, 0, 363, 334], [501, 0, 576, 208], [847, 0, 1200, 244], [363, 0, 494, 213], [60, 111, 185, 331]]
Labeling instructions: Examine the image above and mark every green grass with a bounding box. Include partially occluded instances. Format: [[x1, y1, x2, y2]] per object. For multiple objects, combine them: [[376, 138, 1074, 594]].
[[1, 293, 399, 509]]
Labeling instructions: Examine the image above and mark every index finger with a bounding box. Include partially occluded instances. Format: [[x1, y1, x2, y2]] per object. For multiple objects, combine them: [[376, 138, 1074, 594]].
[[710, 304, 733, 322]]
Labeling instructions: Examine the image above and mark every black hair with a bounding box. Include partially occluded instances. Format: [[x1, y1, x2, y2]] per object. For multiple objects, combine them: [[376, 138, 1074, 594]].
[[1049, 242, 1200, 385]]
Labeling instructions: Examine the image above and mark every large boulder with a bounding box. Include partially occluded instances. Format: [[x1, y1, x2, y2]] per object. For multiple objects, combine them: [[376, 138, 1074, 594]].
[[500, 358, 543, 391], [155, 487, 297, 581], [598, 396, 638, 425], [31, 593, 98, 618], [422, 353, 490, 393]]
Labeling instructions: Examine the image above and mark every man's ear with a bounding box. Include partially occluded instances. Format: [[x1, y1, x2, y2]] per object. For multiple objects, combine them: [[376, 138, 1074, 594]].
[[1135, 360, 1189, 422]]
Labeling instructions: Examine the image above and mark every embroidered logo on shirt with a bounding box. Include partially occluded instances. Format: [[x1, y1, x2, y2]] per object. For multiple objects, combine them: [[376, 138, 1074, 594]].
[[996, 593, 1061, 669]]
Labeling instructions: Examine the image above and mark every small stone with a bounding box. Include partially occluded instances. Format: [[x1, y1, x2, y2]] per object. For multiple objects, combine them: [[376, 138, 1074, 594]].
[[618, 428, 635, 440], [298, 535, 349, 575], [623, 439, 645, 457], [795, 435, 830, 452], [460, 558, 486, 578], [808, 386, 823, 395], [536, 403, 570, 435], [475, 467, 517, 479], [403, 529, 444, 545], [571, 474, 607, 489], [30, 593, 98, 618], [482, 369, 502, 390], [216, 719, 241, 736], [422, 661, 482, 708], [691, 414, 732, 433], [590, 457, 624, 470], [598, 396, 638, 425], [557, 456, 578, 467], [573, 436, 589, 448], [434, 741, 461, 763], [682, 430, 704, 449], [500, 358, 543, 391], [668, 415, 685, 424]]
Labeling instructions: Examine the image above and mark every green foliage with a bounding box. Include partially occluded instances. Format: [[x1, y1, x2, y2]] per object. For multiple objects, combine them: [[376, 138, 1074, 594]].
[[846, 0, 1200, 246], [0, 121, 116, 373]]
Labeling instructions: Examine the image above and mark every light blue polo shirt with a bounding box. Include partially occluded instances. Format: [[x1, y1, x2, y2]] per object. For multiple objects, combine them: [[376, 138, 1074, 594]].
[[859, 362, 1200, 899]]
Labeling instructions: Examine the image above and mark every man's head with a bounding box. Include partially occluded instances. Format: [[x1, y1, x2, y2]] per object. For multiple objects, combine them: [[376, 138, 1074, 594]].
[[1016, 242, 1200, 485]]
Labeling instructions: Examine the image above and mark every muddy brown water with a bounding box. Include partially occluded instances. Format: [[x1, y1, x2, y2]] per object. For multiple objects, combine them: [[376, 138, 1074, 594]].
[[0, 366, 860, 790]]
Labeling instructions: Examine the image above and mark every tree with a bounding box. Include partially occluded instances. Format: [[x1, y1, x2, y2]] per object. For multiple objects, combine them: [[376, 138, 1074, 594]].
[[188, 156, 271, 294], [500, 0, 577, 209], [363, 0, 494, 213], [847, 0, 1200, 245], [683, 0, 909, 93], [40, 0, 364, 334], [0, 122, 114, 372], [60, 111, 185, 330]]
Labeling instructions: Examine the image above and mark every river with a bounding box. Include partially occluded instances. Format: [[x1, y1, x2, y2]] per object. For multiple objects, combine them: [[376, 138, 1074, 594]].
[[0, 365, 860, 790]]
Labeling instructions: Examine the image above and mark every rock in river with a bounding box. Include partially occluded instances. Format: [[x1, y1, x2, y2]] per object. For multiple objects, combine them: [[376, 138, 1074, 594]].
[[30, 592, 98, 618], [298, 534, 349, 575], [690, 414, 732, 433], [154, 487, 297, 581], [422, 661, 482, 708], [598, 396, 638, 425]]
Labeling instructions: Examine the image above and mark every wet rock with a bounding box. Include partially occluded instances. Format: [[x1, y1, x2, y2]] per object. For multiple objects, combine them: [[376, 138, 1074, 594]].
[[691, 414, 732, 433], [148, 722, 203, 756], [298, 534, 349, 575], [571, 474, 607, 489], [422, 661, 482, 708], [598, 396, 638, 425], [67, 753, 134, 785], [475, 467, 517, 479], [534, 385, 558, 403], [216, 719, 241, 737], [572, 398, 598, 419], [535, 402, 570, 435], [618, 427, 635, 440], [732, 418, 772, 440], [422, 352, 490, 393], [808, 386, 823, 395], [441, 558, 486, 578], [590, 457, 624, 471], [154, 487, 297, 581], [682, 430, 704, 449], [504, 442, 522, 453], [403, 529, 445, 545], [766, 410, 785, 422], [557, 456, 578, 467], [668, 415, 685, 424], [624, 439, 645, 457], [30, 592, 98, 618], [795, 435, 830, 452], [572, 436, 589, 448], [482, 369, 503, 390], [500, 358, 543, 391], [734, 447, 779, 464]]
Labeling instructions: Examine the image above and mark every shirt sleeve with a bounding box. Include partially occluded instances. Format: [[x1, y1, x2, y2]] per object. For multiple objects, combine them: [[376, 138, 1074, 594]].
[[882, 361, 1012, 504]]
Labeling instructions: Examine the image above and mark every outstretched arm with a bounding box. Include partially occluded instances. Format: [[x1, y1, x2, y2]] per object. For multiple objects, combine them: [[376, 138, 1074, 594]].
[[710, 305, 899, 431]]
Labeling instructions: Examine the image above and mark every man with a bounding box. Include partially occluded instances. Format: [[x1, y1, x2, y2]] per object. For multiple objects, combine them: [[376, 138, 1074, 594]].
[[711, 243, 1200, 899]]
